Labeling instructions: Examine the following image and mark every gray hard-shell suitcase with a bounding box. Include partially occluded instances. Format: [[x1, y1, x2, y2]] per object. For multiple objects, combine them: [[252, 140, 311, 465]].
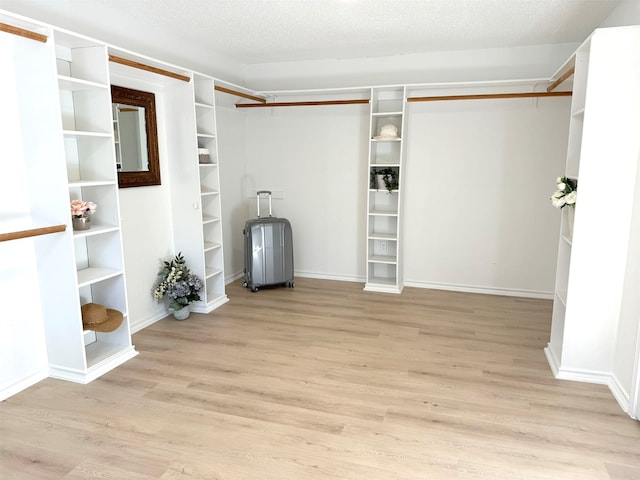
[[242, 191, 294, 292]]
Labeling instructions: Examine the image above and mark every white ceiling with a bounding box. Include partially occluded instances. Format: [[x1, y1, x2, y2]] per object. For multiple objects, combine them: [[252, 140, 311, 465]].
[[4, 0, 622, 65]]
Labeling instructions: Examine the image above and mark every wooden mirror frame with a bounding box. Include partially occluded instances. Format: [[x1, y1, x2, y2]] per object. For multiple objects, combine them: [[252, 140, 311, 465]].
[[111, 85, 161, 188]]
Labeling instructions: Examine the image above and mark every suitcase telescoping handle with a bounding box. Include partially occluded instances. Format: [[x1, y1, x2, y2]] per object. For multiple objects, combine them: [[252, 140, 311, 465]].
[[256, 190, 272, 218]]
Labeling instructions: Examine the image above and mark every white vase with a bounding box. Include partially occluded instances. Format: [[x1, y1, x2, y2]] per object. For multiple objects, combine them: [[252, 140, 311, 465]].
[[171, 304, 190, 320]]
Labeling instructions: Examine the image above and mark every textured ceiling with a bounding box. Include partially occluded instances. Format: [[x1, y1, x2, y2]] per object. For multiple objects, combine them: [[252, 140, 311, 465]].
[[3, 0, 621, 65]]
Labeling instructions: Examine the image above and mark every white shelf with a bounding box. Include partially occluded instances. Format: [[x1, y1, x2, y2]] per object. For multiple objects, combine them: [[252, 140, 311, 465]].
[[205, 267, 223, 279], [204, 242, 222, 252], [555, 291, 567, 307], [368, 254, 397, 264], [202, 215, 220, 224], [63, 130, 112, 138], [371, 138, 402, 143], [72, 224, 120, 238], [195, 102, 215, 109], [366, 276, 398, 286], [372, 111, 402, 116], [197, 132, 216, 139], [76, 267, 122, 287], [68, 180, 116, 187], [369, 210, 398, 216], [368, 232, 397, 241], [201, 189, 219, 196], [57, 75, 107, 91]]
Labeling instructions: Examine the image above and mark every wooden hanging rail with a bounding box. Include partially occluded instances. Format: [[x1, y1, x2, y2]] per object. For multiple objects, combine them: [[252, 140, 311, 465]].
[[109, 55, 190, 82], [547, 66, 575, 92], [236, 99, 370, 108], [0, 224, 66, 243], [407, 91, 572, 103], [215, 85, 267, 103], [0, 22, 48, 43]]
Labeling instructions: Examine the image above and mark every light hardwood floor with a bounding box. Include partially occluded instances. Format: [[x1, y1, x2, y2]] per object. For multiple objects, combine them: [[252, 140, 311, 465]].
[[2, 278, 639, 479]]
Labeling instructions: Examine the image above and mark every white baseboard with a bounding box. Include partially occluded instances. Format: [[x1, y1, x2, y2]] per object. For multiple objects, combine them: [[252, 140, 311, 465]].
[[225, 271, 244, 284], [294, 270, 364, 283], [404, 280, 554, 300], [544, 350, 634, 419], [0, 369, 49, 402], [130, 311, 168, 334], [608, 373, 631, 416], [544, 345, 560, 377]]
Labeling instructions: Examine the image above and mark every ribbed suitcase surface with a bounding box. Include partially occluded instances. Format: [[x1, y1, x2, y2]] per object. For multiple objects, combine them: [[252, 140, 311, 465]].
[[242, 191, 294, 292]]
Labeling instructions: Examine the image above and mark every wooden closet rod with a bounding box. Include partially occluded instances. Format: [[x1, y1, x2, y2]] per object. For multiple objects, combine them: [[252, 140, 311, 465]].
[[108, 55, 191, 82], [236, 99, 370, 108], [0, 224, 66, 243], [547, 66, 575, 92], [407, 91, 572, 103], [0, 22, 47, 43], [215, 85, 267, 103]]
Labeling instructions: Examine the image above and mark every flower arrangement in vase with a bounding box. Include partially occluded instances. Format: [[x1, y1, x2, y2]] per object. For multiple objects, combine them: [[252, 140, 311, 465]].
[[550, 176, 577, 209], [152, 252, 204, 320], [70, 199, 97, 231]]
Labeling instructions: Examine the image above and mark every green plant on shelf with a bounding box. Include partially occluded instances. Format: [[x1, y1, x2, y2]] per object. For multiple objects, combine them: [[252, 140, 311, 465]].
[[370, 167, 399, 193]]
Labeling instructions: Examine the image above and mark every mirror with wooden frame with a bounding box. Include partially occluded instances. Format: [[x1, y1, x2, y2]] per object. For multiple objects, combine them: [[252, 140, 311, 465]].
[[111, 85, 161, 188]]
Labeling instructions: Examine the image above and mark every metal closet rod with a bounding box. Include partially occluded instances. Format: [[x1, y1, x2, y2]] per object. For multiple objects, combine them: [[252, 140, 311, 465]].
[[0, 225, 66, 243], [0, 22, 47, 42]]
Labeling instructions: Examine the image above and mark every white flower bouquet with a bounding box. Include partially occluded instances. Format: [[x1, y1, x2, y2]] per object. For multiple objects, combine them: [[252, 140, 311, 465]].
[[152, 252, 203, 311], [550, 176, 577, 209]]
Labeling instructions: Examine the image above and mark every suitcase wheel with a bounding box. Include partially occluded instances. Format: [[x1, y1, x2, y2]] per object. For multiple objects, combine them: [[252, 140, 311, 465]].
[[242, 281, 248, 288], [251, 286, 258, 293], [288, 281, 295, 288]]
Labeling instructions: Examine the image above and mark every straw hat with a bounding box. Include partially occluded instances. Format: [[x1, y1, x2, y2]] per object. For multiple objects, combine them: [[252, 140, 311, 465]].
[[373, 124, 399, 140], [81, 303, 123, 333]]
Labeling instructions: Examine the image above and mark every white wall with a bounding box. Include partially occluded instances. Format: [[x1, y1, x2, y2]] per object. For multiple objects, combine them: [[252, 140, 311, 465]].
[[403, 96, 570, 295], [245, 98, 370, 282], [243, 92, 569, 293], [216, 96, 250, 281], [110, 72, 175, 332]]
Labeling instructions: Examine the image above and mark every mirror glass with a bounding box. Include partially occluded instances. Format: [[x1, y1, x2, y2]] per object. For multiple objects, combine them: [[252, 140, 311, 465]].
[[114, 104, 149, 172], [111, 85, 161, 188]]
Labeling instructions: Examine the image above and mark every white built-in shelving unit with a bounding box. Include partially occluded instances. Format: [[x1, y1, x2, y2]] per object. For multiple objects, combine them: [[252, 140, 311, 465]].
[[545, 26, 640, 417], [49, 29, 136, 382], [193, 75, 228, 311], [365, 86, 406, 293]]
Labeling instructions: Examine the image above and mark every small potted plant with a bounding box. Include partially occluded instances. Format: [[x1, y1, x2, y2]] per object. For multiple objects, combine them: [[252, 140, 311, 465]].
[[70, 199, 97, 231], [152, 252, 204, 320], [370, 167, 399, 193]]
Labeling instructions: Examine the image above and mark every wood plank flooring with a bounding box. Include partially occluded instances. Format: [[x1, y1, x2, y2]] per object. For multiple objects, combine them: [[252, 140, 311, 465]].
[[2, 278, 639, 479]]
